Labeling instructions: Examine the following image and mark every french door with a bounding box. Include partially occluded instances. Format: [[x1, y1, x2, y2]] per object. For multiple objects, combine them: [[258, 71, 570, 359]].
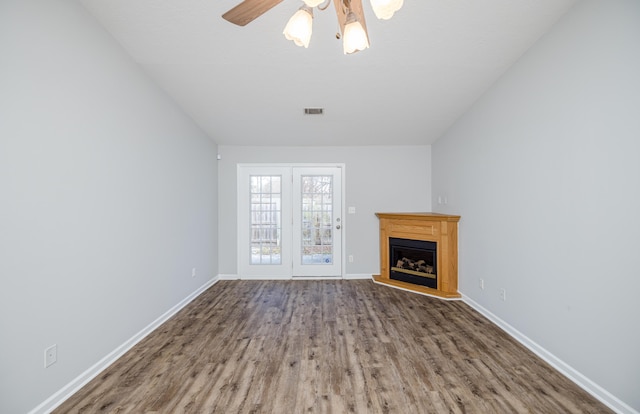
[[238, 165, 343, 279]]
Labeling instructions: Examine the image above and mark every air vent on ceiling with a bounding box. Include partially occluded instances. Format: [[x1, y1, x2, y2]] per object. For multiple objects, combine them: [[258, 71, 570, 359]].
[[304, 108, 324, 115]]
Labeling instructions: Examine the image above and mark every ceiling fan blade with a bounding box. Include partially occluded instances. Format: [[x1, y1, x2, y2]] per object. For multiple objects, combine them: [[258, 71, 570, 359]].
[[333, 0, 370, 44], [222, 0, 284, 26]]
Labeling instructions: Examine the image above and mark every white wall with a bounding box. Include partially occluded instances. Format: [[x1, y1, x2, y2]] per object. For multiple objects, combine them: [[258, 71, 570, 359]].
[[218, 145, 431, 276], [432, 0, 640, 412], [0, 1, 218, 413]]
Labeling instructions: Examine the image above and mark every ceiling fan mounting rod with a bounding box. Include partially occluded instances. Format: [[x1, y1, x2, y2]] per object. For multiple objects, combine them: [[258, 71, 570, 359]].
[[340, 0, 352, 14]]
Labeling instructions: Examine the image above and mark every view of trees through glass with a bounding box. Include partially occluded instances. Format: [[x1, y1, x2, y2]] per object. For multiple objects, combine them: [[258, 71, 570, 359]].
[[300, 175, 333, 265], [249, 175, 281, 265]]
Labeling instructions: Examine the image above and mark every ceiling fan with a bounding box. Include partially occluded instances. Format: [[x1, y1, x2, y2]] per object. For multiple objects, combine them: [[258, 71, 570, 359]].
[[222, 0, 403, 54]]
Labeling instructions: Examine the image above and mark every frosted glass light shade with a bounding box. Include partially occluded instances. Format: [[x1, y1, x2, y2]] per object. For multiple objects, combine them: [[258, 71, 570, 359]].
[[303, 0, 324, 6], [283, 7, 313, 48], [370, 0, 403, 20], [343, 13, 369, 54]]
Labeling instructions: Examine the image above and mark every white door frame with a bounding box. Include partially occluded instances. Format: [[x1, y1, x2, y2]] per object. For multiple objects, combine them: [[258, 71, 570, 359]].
[[292, 166, 342, 278], [237, 165, 292, 279], [237, 163, 346, 280]]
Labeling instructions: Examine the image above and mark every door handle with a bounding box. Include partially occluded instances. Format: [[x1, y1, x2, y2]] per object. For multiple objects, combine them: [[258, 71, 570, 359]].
[[336, 225, 341, 230]]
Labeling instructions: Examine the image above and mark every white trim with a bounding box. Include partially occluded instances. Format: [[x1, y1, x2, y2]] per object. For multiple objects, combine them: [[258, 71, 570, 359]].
[[292, 166, 343, 277], [462, 294, 638, 414], [291, 276, 342, 280], [29, 277, 635, 414], [223, 274, 370, 280], [343, 273, 373, 280], [29, 277, 220, 414], [237, 163, 347, 280], [340, 165, 347, 284], [237, 165, 293, 279], [238, 274, 292, 280]]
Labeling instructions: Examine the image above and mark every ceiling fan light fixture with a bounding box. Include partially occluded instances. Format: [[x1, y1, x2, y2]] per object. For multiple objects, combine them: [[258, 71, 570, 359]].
[[369, 0, 403, 20], [342, 11, 369, 54], [303, 0, 325, 7], [283, 5, 314, 48]]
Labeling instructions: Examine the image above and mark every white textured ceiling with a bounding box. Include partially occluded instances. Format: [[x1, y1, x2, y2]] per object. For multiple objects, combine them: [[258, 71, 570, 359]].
[[78, 0, 578, 146]]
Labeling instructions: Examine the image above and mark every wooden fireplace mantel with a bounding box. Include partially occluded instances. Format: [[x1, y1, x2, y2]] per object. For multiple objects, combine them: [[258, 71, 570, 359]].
[[373, 212, 461, 299]]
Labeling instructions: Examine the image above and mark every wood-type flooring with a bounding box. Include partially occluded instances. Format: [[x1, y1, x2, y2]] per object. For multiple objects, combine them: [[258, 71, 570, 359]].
[[55, 280, 612, 413]]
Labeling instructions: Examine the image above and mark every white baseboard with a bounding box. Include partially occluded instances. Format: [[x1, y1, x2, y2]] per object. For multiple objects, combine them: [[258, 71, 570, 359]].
[[343, 273, 373, 280], [29, 276, 220, 414], [31, 279, 634, 414], [221, 274, 372, 280], [236, 274, 292, 280], [462, 294, 638, 414], [292, 276, 342, 280]]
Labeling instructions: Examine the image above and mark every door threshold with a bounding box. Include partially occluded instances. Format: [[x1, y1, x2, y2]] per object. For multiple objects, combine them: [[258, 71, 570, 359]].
[[291, 276, 343, 280]]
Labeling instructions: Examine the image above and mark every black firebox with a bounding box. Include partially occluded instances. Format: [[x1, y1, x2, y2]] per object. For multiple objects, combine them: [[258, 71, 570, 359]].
[[389, 237, 437, 289]]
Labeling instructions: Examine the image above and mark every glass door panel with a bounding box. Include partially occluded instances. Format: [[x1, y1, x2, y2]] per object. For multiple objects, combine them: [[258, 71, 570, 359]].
[[238, 166, 291, 279], [238, 165, 342, 279], [300, 175, 334, 265], [293, 167, 342, 277], [249, 175, 282, 265]]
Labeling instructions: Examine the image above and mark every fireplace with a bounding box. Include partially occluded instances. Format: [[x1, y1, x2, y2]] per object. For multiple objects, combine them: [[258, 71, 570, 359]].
[[374, 213, 460, 299], [389, 237, 437, 289]]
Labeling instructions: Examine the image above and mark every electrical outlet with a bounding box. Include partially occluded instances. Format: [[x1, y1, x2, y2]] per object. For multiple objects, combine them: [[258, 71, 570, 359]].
[[499, 288, 507, 301], [479, 278, 485, 290], [348, 255, 354, 263], [44, 344, 57, 368], [192, 268, 196, 278]]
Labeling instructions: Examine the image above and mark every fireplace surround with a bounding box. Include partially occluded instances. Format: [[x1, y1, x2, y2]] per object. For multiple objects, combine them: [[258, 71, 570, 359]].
[[373, 212, 461, 299]]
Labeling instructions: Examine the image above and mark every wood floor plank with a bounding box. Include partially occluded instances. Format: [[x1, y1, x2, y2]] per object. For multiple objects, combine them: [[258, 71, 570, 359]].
[[54, 280, 613, 413]]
